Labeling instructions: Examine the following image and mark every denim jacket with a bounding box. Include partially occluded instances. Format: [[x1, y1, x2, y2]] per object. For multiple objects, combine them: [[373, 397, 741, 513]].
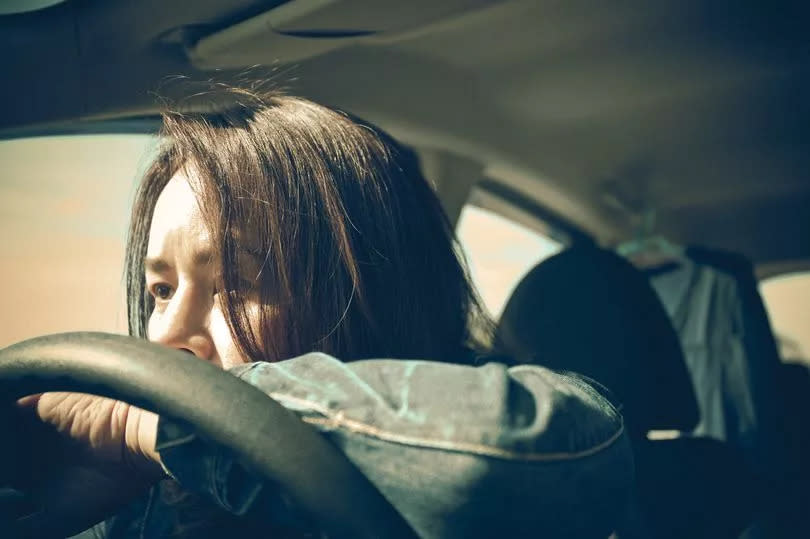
[[78, 354, 633, 538]]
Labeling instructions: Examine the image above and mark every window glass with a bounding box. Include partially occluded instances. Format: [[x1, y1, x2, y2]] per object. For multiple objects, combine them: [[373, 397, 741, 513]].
[[0, 134, 158, 347], [760, 272, 810, 364], [456, 204, 563, 319]]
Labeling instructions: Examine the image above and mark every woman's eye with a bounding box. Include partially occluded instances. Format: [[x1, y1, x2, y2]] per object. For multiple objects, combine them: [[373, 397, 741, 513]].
[[214, 276, 257, 295], [151, 283, 174, 300]]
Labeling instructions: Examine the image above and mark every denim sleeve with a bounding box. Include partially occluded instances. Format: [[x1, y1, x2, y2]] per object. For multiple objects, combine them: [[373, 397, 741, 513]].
[[156, 354, 633, 538]]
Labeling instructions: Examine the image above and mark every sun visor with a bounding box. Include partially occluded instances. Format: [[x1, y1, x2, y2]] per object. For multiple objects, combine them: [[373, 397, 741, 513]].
[[0, 0, 66, 15], [187, 0, 502, 69]]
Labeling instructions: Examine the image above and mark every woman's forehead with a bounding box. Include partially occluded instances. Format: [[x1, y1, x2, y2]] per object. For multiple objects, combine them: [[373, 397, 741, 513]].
[[147, 170, 266, 266], [147, 172, 210, 257]]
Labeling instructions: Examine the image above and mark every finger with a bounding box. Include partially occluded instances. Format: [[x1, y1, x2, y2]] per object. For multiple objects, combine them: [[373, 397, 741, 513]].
[[14, 394, 43, 408]]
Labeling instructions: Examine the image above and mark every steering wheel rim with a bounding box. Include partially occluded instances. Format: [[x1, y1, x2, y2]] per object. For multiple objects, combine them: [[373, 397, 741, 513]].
[[0, 332, 416, 538]]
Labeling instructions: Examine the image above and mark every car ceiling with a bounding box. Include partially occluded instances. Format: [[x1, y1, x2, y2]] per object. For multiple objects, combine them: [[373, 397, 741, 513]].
[[2, 0, 809, 267]]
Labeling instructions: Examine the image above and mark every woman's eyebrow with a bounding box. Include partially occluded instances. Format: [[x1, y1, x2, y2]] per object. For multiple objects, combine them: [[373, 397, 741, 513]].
[[144, 251, 215, 272], [144, 257, 170, 272], [144, 249, 262, 273]]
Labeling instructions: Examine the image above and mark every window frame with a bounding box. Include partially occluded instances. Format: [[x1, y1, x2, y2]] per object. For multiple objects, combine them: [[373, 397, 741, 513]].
[[455, 181, 588, 319], [0, 117, 161, 141], [471, 179, 592, 247]]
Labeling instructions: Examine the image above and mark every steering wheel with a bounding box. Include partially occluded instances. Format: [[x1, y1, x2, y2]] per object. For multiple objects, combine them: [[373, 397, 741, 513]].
[[0, 332, 416, 538]]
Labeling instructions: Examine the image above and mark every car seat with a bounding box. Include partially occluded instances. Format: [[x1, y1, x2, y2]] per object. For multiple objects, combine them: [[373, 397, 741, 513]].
[[496, 244, 759, 538]]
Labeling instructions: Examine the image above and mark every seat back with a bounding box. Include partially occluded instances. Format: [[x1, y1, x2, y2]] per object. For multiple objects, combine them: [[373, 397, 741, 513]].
[[497, 245, 698, 433], [496, 245, 759, 537]]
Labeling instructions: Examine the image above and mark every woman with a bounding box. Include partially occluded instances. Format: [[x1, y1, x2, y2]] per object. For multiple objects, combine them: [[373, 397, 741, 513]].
[[9, 88, 632, 538]]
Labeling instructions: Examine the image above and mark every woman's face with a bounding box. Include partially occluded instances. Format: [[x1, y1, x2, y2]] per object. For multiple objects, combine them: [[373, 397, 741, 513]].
[[145, 169, 257, 368]]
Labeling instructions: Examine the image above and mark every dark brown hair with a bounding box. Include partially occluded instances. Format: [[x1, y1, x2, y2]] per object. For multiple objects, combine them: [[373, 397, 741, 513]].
[[125, 87, 491, 364]]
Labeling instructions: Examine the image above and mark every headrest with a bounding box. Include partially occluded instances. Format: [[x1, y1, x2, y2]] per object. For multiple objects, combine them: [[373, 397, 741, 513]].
[[496, 245, 699, 433]]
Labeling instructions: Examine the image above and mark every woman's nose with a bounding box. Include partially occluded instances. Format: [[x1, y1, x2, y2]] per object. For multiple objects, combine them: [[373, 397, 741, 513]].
[[148, 286, 215, 361]]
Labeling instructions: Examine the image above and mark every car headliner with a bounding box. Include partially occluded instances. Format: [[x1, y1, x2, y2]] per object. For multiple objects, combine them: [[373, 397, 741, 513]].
[[1, 0, 808, 269]]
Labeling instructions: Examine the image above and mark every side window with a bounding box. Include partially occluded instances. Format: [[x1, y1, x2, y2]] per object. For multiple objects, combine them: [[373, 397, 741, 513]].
[[456, 191, 564, 319], [760, 273, 810, 364], [0, 133, 158, 347]]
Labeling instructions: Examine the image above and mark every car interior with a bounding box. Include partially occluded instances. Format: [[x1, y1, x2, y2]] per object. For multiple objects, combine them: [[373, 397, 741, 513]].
[[1, 0, 808, 537]]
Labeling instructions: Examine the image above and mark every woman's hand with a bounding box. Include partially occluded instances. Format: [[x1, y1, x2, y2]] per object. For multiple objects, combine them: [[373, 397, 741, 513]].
[[8, 393, 164, 537], [17, 392, 161, 472]]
